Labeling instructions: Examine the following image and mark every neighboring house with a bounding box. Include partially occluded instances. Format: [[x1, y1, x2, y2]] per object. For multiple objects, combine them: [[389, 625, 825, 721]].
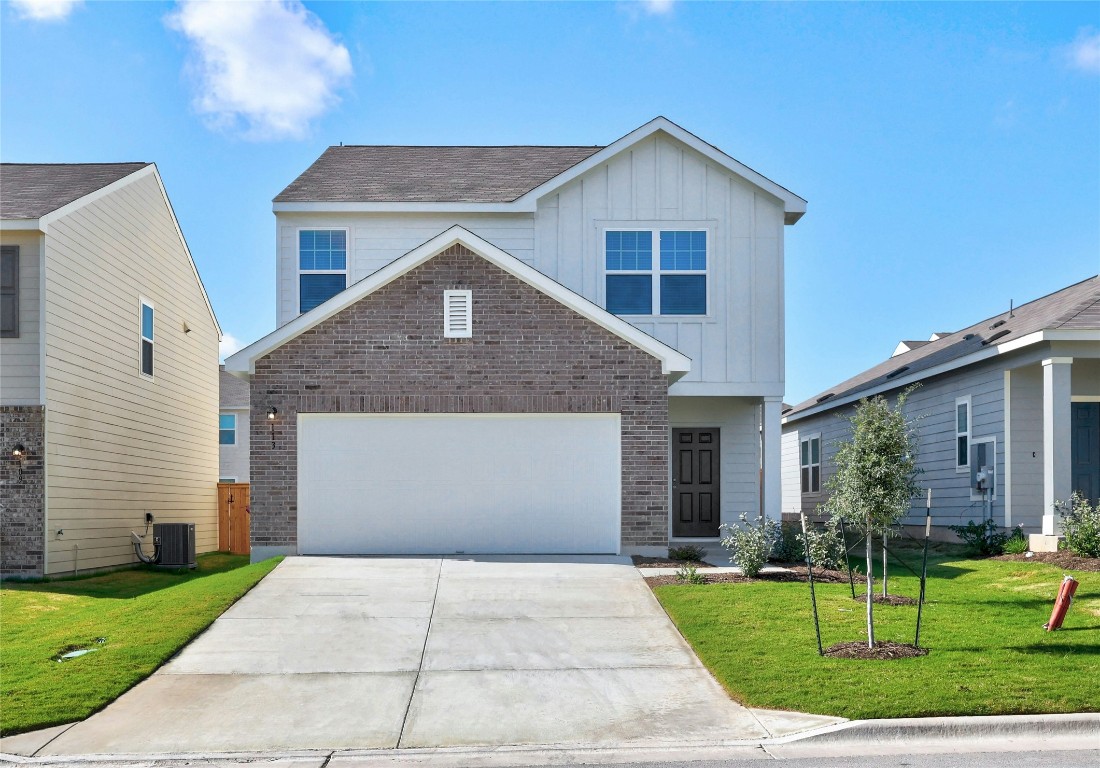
[[225, 117, 806, 560], [781, 277, 1100, 549], [0, 163, 220, 576], [219, 365, 250, 483]]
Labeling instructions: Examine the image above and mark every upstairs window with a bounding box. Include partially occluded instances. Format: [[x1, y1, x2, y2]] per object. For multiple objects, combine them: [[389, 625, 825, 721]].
[[800, 434, 821, 494], [140, 300, 154, 377], [219, 413, 237, 445], [299, 229, 347, 313], [605, 229, 707, 315], [0, 246, 17, 338]]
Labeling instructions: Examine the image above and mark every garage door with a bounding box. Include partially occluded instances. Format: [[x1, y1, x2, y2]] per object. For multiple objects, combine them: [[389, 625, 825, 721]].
[[297, 413, 621, 554]]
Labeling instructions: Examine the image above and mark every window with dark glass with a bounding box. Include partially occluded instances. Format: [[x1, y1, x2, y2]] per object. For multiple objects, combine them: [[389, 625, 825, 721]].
[[299, 229, 347, 313], [800, 435, 820, 494], [140, 301, 154, 377], [219, 413, 237, 445], [605, 229, 706, 315]]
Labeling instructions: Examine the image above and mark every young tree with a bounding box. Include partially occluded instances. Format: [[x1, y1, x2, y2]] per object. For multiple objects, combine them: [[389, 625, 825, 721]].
[[823, 387, 922, 648]]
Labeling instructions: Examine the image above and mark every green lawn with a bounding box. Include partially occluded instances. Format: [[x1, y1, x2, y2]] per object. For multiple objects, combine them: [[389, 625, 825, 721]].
[[1, 553, 280, 736], [654, 545, 1100, 719]]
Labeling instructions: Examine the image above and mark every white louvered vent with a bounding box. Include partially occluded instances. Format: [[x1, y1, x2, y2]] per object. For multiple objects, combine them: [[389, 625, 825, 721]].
[[443, 290, 472, 338]]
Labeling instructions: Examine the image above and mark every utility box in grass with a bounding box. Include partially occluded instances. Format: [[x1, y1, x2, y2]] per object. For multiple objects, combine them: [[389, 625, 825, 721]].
[[153, 523, 196, 569]]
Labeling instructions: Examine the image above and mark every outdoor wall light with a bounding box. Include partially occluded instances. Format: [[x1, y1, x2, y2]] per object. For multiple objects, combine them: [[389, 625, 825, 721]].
[[11, 443, 25, 458], [267, 407, 278, 420]]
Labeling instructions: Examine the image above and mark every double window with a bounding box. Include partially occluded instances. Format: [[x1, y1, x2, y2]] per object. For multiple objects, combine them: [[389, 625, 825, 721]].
[[139, 300, 154, 378], [955, 396, 971, 471], [299, 229, 347, 313], [604, 229, 707, 315], [219, 413, 237, 445], [800, 434, 821, 494]]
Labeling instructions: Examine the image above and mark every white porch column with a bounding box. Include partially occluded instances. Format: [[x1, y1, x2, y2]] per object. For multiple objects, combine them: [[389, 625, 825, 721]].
[[762, 396, 783, 521], [1042, 357, 1073, 535]]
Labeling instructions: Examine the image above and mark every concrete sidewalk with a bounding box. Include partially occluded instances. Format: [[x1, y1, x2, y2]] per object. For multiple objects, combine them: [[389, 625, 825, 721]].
[[5, 556, 841, 757]]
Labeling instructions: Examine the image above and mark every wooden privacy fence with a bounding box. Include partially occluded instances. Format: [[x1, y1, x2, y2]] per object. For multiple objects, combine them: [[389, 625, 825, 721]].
[[218, 482, 251, 555]]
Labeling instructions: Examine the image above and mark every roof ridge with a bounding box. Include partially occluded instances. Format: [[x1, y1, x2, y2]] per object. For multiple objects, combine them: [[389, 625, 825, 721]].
[[328, 144, 605, 149]]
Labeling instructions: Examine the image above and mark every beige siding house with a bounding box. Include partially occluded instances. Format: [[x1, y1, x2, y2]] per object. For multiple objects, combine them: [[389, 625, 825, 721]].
[[1, 163, 220, 576]]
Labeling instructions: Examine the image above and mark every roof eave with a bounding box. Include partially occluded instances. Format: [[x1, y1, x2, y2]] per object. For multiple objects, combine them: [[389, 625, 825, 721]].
[[0, 219, 42, 231]]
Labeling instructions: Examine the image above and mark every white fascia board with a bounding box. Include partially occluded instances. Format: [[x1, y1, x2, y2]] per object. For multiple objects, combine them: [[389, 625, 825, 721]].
[[273, 201, 533, 214], [514, 117, 807, 224], [225, 225, 692, 379], [0, 219, 42, 231]]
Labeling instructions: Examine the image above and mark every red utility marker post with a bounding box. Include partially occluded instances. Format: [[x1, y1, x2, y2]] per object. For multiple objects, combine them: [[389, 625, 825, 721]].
[[1044, 576, 1079, 631]]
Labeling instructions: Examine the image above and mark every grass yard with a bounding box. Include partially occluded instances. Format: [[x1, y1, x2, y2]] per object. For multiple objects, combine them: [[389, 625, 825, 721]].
[[654, 545, 1100, 719], [1, 553, 280, 736]]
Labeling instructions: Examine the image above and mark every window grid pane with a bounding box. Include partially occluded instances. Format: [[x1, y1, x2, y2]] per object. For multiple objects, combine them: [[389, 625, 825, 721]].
[[957, 404, 968, 433], [606, 275, 652, 314], [605, 230, 652, 271], [141, 304, 153, 340], [659, 230, 706, 271], [300, 230, 347, 271], [300, 273, 347, 313], [660, 275, 706, 314]]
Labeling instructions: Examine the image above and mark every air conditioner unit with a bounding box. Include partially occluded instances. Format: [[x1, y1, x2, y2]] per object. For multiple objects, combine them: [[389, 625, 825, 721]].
[[153, 523, 196, 569]]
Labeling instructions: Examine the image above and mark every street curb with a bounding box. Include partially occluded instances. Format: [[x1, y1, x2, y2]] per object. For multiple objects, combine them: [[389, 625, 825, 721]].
[[776, 712, 1100, 745]]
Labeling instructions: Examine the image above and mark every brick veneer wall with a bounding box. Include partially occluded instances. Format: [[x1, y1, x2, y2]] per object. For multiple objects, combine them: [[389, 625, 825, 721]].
[[250, 244, 669, 553], [1, 406, 45, 576]]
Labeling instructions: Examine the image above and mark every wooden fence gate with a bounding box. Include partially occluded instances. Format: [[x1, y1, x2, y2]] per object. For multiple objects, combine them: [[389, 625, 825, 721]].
[[218, 482, 251, 555]]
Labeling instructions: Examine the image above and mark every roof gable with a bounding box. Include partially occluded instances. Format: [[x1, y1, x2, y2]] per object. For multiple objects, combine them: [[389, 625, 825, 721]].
[[1, 163, 150, 220], [225, 226, 691, 379], [785, 275, 1100, 422]]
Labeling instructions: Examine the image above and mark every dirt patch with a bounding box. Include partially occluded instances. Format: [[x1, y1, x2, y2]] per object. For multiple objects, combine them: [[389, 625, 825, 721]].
[[644, 566, 851, 588], [824, 641, 928, 660], [853, 593, 919, 606], [992, 551, 1100, 572], [632, 555, 707, 568]]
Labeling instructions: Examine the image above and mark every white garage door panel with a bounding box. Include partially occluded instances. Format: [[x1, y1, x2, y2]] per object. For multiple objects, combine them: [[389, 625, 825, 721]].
[[298, 414, 621, 554]]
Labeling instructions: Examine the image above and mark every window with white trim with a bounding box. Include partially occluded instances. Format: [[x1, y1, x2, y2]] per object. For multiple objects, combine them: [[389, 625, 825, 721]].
[[800, 434, 821, 494], [219, 413, 237, 445], [299, 229, 347, 313], [139, 300, 154, 377], [604, 229, 707, 315], [955, 395, 971, 470]]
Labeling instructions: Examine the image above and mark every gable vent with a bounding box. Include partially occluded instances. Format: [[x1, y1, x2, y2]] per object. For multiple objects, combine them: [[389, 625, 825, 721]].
[[443, 290, 472, 338]]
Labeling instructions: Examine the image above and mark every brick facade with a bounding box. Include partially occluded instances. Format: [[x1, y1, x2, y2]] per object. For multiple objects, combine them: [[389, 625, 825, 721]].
[[250, 244, 669, 553], [1, 406, 45, 576]]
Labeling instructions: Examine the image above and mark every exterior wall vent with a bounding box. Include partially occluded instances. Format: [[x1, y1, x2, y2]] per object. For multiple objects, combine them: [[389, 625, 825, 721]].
[[443, 290, 472, 338]]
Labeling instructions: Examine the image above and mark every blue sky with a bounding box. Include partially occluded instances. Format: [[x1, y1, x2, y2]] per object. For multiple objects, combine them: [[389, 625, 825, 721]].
[[2, 1, 1097, 404]]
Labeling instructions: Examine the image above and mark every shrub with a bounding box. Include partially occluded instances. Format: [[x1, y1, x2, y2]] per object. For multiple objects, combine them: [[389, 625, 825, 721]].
[[1059, 493, 1100, 558], [1002, 529, 1029, 555], [720, 513, 779, 578], [771, 521, 803, 563], [949, 519, 1009, 556], [668, 544, 706, 562], [800, 514, 848, 570], [675, 563, 707, 584]]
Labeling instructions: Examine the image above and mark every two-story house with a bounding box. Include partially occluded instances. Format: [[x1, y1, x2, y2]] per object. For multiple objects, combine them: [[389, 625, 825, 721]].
[[1, 163, 221, 576], [224, 117, 806, 559], [780, 277, 1100, 550]]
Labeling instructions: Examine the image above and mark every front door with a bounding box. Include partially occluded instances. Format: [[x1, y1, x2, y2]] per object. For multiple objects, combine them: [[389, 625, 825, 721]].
[[672, 428, 721, 538], [1072, 403, 1100, 506]]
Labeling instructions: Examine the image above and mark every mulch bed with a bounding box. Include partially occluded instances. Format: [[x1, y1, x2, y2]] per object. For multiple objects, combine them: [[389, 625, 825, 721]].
[[823, 640, 928, 660], [644, 565, 851, 588], [992, 551, 1100, 572], [852, 593, 919, 606], [632, 555, 706, 568]]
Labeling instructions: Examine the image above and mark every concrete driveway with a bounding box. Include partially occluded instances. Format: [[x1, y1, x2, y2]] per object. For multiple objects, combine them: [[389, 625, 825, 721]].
[[40, 556, 835, 755]]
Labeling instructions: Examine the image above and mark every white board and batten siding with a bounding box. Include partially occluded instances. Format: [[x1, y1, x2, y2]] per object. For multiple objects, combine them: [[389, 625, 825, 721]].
[[533, 133, 785, 395], [42, 172, 219, 574], [0, 231, 44, 405], [275, 213, 535, 327]]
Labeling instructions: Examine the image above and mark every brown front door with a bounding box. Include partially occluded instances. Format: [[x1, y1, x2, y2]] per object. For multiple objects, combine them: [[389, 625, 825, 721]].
[[672, 428, 721, 538]]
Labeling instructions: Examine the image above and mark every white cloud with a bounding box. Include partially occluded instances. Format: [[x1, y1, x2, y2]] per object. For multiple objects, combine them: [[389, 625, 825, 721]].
[[639, 0, 675, 15], [166, 0, 352, 141], [10, 0, 82, 22], [219, 333, 244, 362], [1064, 29, 1100, 74]]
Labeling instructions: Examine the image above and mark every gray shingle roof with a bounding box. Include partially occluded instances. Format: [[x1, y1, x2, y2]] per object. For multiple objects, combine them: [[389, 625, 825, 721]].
[[219, 366, 250, 409], [787, 275, 1100, 419], [1, 163, 151, 219], [274, 146, 604, 203]]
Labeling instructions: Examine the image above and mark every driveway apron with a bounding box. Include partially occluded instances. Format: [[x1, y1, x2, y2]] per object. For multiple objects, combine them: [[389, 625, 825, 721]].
[[42, 556, 772, 754]]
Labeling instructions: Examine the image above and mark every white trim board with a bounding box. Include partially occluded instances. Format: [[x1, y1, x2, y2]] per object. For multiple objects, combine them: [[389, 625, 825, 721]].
[[225, 225, 692, 379]]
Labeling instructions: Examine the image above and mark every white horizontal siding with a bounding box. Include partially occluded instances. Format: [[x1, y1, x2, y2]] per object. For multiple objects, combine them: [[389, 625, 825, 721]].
[[275, 213, 535, 327], [0, 231, 43, 405], [533, 133, 785, 392], [43, 172, 219, 574], [219, 407, 250, 482]]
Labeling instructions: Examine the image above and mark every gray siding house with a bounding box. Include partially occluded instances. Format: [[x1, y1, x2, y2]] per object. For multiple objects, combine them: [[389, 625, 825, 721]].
[[781, 277, 1100, 549], [219, 366, 250, 483], [225, 117, 806, 560], [1, 163, 221, 576]]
